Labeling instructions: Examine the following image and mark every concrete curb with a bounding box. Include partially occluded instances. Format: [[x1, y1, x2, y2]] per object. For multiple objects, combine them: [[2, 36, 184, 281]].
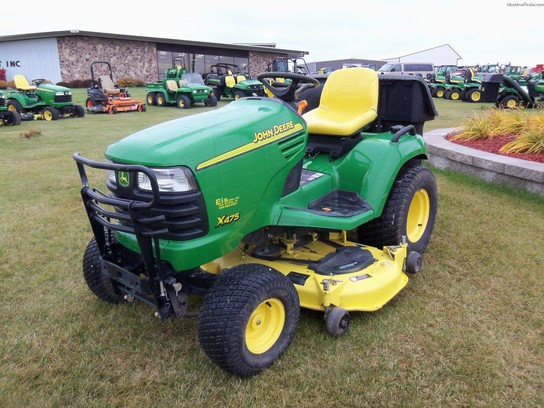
[[423, 128, 544, 197]]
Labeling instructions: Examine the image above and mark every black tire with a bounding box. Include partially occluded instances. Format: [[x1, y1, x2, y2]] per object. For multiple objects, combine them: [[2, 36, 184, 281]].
[[325, 307, 350, 337], [176, 95, 191, 109], [7, 99, 23, 113], [198, 264, 300, 377], [357, 165, 438, 254], [2, 110, 21, 126], [43, 106, 59, 121], [443, 89, 452, 99], [499, 94, 520, 109], [465, 88, 481, 103], [233, 90, 245, 100], [156, 93, 167, 107], [298, 85, 323, 113], [85, 98, 96, 109], [74, 105, 85, 117], [435, 88, 445, 98], [82, 237, 124, 304], [146, 92, 156, 106], [213, 88, 222, 101], [205, 94, 218, 107], [449, 90, 461, 101]]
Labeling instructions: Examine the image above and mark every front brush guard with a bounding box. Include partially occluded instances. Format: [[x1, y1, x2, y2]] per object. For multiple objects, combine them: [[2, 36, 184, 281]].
[[74, 153, 188, 319]]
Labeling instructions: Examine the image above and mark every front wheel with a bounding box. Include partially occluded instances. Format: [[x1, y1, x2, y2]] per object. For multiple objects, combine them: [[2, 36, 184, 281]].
[[357, 165, 438, 254], [82, 237, 124, 304], [2, 110, 21, 126], [176, 95, 191, 109], [42, 106, 59, 121], [198, 264, 300, 377]]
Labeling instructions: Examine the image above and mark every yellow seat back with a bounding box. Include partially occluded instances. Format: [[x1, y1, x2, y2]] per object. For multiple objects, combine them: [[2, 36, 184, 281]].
[[166, 80, 179, 92], [303, 68, 379, 136], [225, 75, 236, 88], [237, 75, 247, 83], [13, 74, 37, 91]]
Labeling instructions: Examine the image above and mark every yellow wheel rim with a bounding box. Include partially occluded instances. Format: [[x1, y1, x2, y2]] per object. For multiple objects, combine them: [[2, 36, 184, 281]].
[[472, 91, 481, 102], [245, 298, 285, 354], [437, 89, 444, 98], [43, 110, 53, 121], [506, 98, 517, 109], [451, 92, 459, 100], [407, 189, 430, 243]]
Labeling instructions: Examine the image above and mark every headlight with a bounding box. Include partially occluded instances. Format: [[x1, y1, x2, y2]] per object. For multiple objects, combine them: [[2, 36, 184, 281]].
[[137, 167, 197, 193]]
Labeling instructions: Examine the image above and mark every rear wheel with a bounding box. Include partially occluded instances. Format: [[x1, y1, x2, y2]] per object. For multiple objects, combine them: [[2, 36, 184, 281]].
[[198, 264, 300, 377], [450, 90, 461, 100], [435, 88, 445, 98], [357, 165, 438, 254], [465, 88, 481, 103], [146, 92, 156, 105], [499, 94, 520, 109], [156, 93, 166, 106]]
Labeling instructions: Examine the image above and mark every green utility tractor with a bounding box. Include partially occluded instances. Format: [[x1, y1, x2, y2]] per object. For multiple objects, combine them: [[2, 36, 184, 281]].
[[74, 68, 438, 378], [0, 90, 22, 126], [6, 75, 85, 121], [146, 65, 217, 109], [203, 63, 265, 100], [485, 72, 544, 109]]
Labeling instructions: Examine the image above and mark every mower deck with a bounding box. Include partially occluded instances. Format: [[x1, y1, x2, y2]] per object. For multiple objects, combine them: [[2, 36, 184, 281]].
[[201, 231, 409, 313]]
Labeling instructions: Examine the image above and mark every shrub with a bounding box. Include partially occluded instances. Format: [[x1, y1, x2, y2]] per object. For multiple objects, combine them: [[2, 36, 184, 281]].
[[118, 77, 145, 87]]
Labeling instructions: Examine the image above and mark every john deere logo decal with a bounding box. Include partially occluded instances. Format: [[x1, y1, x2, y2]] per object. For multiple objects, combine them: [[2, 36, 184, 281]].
[[118, 171, 129, 187]]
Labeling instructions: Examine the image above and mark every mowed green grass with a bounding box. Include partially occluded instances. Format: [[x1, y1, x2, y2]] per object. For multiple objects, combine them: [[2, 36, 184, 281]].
[[0, 89, 542, 408]]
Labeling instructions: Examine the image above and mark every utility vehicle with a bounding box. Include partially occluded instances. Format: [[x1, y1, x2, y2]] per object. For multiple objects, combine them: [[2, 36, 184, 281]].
[[146, 65, 216, 109], [86, 62, 146, 114], [6, 75, 84, 121], [203, 63, 265, 100], [0, 90, 22, 126], [74, 68, 438, 377]]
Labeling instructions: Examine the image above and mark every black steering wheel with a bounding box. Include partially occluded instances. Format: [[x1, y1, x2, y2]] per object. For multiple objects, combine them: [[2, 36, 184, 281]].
[[32, 78, 46, 86], [256, 72, 320, 102]]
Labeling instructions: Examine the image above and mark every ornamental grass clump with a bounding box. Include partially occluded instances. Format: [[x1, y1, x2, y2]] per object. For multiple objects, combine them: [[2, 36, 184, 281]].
[[451, 108, 544, 155], [500, 113, 544, 154]]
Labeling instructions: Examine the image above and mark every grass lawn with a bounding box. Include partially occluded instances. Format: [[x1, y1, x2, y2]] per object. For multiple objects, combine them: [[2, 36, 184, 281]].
[[1, 89, 542, 408]]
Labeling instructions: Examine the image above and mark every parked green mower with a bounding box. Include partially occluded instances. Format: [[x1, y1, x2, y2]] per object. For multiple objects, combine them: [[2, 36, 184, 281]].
[[6, 75, 84, 121], [0, 90, 22, 126], [203, 63, 265, 100], [74, 68, 438, 377], [146, 65, 216, 109], [427, 65, 457, 98]]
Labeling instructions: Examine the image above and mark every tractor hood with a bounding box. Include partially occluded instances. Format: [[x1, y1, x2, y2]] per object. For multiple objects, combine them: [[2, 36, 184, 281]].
[[105, 98, 306, 170]]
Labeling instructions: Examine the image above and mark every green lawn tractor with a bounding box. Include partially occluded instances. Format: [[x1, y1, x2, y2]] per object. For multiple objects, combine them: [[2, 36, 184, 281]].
[[0, 90, 22, 126], [146, 65, 217, 109], [427, 64, 457, 98], [486, 72, 542, 109], [73, 67, 438, 377], [6, 75, 85, 121], [86, 62, 146, 114], [203, 63, 265, 100]]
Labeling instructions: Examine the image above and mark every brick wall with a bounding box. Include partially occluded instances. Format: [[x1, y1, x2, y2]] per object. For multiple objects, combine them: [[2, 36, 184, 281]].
[[57, 36, 159, 83]]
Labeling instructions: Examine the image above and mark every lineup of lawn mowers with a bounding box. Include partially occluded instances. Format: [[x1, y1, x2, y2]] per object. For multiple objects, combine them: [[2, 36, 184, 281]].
[[426, 63, 544, 109], [0, 60, 267, 127]]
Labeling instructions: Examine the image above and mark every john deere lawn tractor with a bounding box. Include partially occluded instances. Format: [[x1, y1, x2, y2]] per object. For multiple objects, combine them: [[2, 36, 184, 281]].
[[427, 65, 457, 98], [0, 90, 21, 126], [74, 67, 438, 377], [86, 62, 146, 114], [203, 63, 265, 100], [6, 75, 85, 121], [146, 65, 216, 109]]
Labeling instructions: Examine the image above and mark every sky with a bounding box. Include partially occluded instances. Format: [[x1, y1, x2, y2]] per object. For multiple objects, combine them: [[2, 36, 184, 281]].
[[1, 0, 543, 68]]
